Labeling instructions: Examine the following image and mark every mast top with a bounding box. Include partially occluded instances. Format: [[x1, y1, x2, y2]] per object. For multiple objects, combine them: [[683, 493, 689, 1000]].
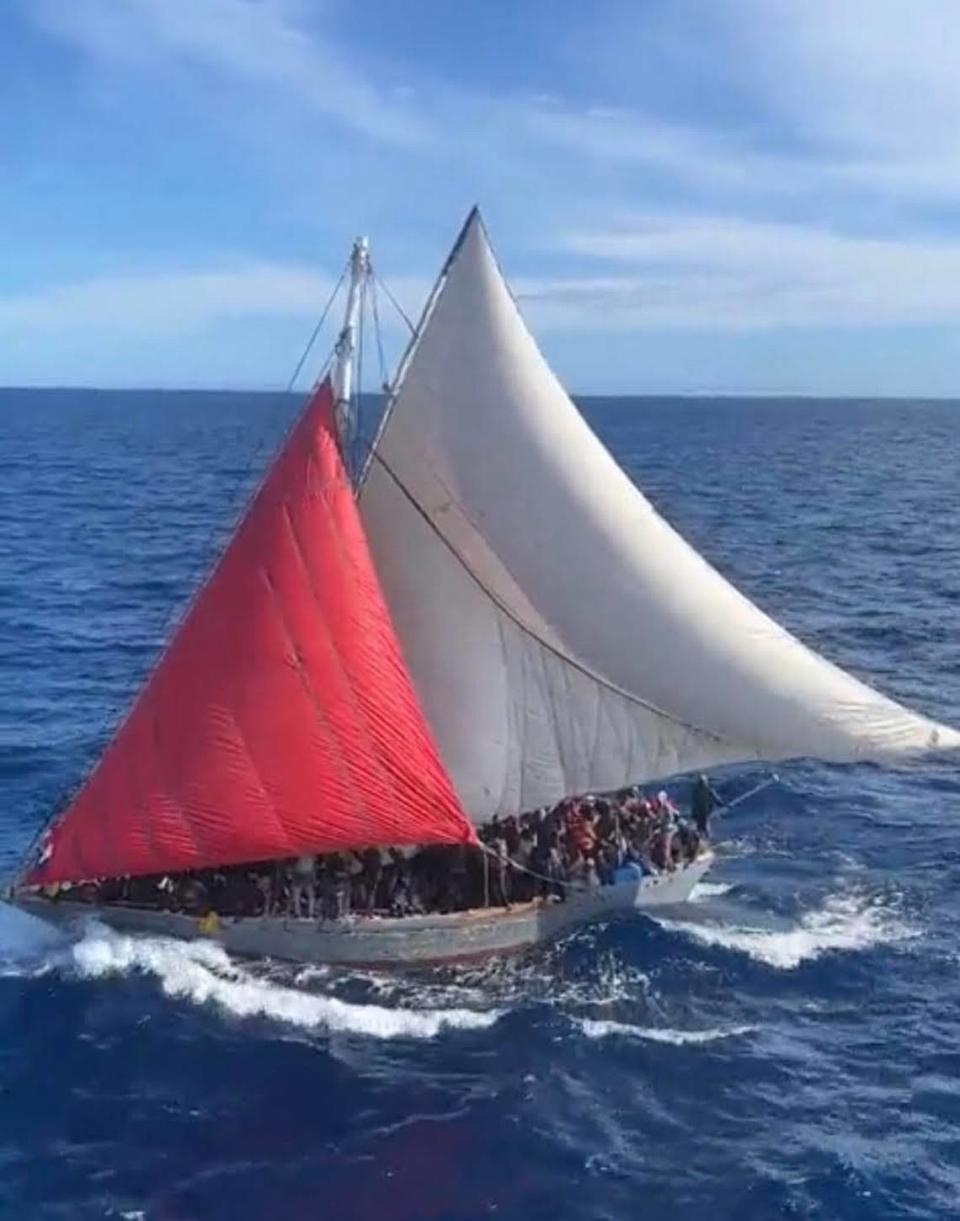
[[332, 236, 371, 454]]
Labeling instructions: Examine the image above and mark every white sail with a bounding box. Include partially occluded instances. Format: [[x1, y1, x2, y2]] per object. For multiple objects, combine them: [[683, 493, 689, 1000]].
[[360, 211, 959, 820]]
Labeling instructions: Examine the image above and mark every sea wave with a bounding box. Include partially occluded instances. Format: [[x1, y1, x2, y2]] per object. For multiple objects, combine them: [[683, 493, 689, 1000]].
[[0, 911, 500, 1040], [688, 881, 734, 902], [576, 1018, 756, 1045], [653, 891, 917, 970], [0, 901, 63, 977]]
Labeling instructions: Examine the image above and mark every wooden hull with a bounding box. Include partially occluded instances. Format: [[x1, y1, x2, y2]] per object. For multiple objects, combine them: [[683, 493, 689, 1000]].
[[14, 853, 712, 967]]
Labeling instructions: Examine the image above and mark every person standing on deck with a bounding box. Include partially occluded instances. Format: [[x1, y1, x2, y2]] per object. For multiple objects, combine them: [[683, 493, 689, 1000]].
[[489, 832, 512, 909], [691, 774, 723, 838], [289, 854, 317, 919]]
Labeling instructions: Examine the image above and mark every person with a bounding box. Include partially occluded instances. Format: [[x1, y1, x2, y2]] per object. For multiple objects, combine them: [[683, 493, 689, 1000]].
[[691, 774, 723, 838], [360, 847, 384, 914], [650, 822, 673, 872], [333, 853, 354, 918], [379, 848, 407, 913], [489, 833, 511, 908], [545, 832, 567, 902], [597, 840, 618, 885], [288, 854, 317, 919], [255, 868, 275, 916], [512, 828, 536, 902]]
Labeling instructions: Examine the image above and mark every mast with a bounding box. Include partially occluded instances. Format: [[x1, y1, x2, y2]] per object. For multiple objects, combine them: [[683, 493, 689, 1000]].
[[332, 236, 370, 458], [356, 207, 480, 492]]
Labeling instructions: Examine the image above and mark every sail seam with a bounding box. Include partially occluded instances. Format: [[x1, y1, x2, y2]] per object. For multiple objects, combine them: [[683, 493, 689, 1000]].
[[146, 702, 210, 871], [517, 627, 530, 814], [499, 614, 518, 815], [537, 645, 568, 801], [588, 688, 605, 791], [220, 701, 295, 857], [121, 726, 165, 878], [294, 464, 406, 836], [270, 507, 377, 843], [369, 450, 730, 749]]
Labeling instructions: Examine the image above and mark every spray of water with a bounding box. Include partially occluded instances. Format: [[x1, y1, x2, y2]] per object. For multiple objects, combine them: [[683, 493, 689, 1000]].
[[653, 890, 917, 970], [576, 1018, 756, 1045], [0, 909, 500, 1041]]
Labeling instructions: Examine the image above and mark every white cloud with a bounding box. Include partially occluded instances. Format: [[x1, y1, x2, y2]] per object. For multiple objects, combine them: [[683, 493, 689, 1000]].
[[8, 215, 960, 346], [0, 264, 333, 331], [524, 214, 960, 330], [15, 0, 960, 388], [527, 1, 960, 205], [677, 0, 960, 200], [0, 261, 430, 337], [723, 0, 960, 158], [29, 0, 428, 146]]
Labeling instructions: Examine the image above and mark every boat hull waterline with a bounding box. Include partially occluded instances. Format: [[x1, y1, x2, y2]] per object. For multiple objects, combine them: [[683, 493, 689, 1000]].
[[14, 854, 712, 967]]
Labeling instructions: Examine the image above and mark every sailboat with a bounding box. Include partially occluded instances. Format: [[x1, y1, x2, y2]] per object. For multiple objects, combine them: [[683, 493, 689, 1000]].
[[10, 209, 959, 966]]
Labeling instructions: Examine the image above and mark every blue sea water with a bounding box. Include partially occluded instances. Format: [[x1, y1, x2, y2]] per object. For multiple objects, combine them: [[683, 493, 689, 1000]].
[[1, 389, 959, 1220]]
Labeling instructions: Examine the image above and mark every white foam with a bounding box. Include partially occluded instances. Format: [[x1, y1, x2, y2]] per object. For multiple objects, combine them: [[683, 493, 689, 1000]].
[[577, 1018, 756, 1045], [689, 881, 734, 902], [64, 924, 500, 1039], [0, 901, 65, 976], [655, 891, 917, 970]]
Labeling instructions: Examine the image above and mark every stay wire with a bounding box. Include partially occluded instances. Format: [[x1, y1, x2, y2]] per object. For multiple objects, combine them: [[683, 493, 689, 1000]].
[[375, 272, 416, 335], [353, 270, 368, 473], [285, 263, 349, 393], [715, 773, 779, 814], [369, 275, 390, 391]]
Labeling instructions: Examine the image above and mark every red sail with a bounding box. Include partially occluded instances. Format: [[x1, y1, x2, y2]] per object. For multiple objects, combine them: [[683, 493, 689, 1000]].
[[25, 380, 475, 886]]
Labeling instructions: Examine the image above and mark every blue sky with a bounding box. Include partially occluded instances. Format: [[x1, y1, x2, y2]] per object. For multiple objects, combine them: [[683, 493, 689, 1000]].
[[5, 0, 960, 394]]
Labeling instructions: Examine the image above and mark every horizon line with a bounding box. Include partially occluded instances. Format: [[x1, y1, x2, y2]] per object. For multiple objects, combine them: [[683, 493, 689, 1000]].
[[3, 384, 960, 403]]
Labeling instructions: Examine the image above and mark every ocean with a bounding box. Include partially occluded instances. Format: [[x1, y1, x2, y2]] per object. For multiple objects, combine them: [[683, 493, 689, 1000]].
[[1, 389, 958, 1220]]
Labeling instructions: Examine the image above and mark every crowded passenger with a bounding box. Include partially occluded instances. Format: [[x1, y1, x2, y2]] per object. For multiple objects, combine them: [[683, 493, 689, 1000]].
[[45, 777, 718, 922]]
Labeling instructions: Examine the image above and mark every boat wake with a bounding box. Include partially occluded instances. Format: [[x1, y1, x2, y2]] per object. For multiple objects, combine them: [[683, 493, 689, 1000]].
[[688, 880, 734, 902], [0, 909, 500, 1041], [575, 1018, 756, 1045], [652, 889, 918, 970], [0, 901, 63, 977], [1, 885, 915, 1044]]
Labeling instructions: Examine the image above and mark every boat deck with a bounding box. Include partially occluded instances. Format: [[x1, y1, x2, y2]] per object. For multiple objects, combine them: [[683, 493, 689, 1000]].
[[14, 854, 712, 967]]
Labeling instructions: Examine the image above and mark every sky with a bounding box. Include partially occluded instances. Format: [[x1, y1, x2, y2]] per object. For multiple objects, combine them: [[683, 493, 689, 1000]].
[[5, 0, 960, 395]]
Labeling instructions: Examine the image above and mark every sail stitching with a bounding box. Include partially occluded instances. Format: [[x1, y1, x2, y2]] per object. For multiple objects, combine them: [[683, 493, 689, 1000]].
[[215, 699, 295, 857], [534, 641, 570, 803], [588, 688, 607, 791], [299, 461, 402, 829], [557, 642, 586, 790], [370, 450, 729, 748], [120, 723, 166, 878], [517, 626, 532, 814], [148, 702, 212, 869], [269, 507, 377, 843], [496, 614, 518, 815]]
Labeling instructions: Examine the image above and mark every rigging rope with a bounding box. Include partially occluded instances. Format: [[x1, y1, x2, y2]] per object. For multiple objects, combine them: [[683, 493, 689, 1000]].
[[476, 841, 589, 893], [369, 276, 390, 391], [285, 264, 348, 393], [716, 773, 780, 813], [375, 272, 416, 335]]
